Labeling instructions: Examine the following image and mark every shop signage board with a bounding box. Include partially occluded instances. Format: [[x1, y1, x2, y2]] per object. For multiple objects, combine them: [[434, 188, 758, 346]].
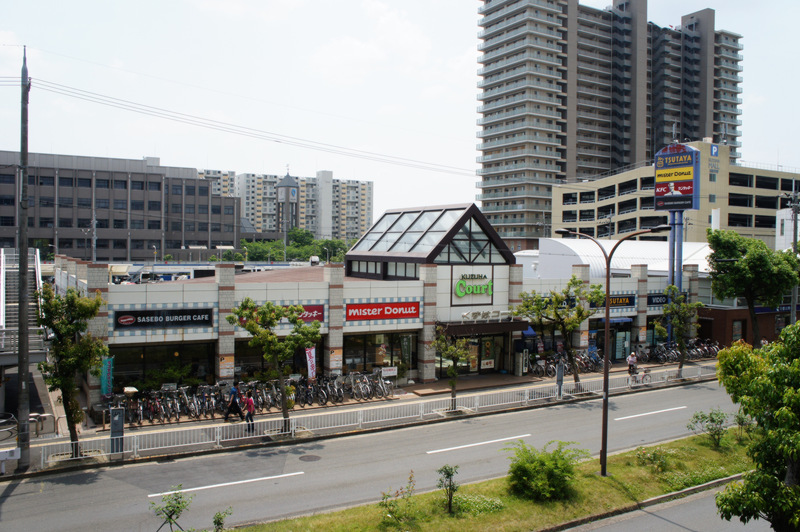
[[345, 302, 420, 321], [451, 265, 495, 306], [114, 308, 213, 330], [590, 295, 635, 308], [654, 143, 700, 211]]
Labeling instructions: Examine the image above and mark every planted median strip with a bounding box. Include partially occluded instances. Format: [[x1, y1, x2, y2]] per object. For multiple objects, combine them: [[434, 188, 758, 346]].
[[239, 428, 752, 531]]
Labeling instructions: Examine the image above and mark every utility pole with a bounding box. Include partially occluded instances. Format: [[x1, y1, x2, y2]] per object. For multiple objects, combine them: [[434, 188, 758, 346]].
[[785, 182, 799, 325], [17, 47, 31, 471]]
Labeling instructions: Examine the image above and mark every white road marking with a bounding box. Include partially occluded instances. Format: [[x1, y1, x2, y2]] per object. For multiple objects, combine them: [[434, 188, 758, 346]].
[[615, 406, 687, 421], [427, 434, 531, 454], [147, 471, 304, 497]]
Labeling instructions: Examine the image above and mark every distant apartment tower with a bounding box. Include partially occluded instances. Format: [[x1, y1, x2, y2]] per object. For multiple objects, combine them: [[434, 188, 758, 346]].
[[201, 169, 237, 197], [477, 0, 743, 251], [229, 170, 373, 241]]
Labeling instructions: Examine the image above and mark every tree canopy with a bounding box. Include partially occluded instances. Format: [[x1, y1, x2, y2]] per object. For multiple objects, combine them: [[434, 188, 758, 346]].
[[513, 276, 604, 383], [241, 236, 351, 263], [716, 324, 800, 531], [37, 284, 107, 455], [226, 299, 321, 430], [430, 325, 471, 411], [654, 285, 703, 370], [707, 229, 798, 345]]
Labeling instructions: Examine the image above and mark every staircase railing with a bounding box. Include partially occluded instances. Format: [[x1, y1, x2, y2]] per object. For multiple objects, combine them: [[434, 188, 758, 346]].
[[1, 249, 6, 329]]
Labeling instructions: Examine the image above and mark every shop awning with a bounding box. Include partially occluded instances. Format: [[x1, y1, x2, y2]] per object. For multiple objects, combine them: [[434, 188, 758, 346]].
[[438, 320, 530, 336], [597, 317, 633, 324], [522, 326, 537, 337]]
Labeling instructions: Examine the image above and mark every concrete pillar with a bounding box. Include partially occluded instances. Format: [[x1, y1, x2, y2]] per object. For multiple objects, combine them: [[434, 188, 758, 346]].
[[75, 260, 88, 295], [631, 264, 649, 347], [86, 263, 109, 406], [324, 264, 344, 375], [572, 264, 591, 349], [418, 264, 438, 383], [684, 264, 700, 337], [215, 264, 236, 379]]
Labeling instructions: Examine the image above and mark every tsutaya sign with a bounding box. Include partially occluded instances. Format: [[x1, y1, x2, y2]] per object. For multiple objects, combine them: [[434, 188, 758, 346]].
[[654, 143, 700, 211]]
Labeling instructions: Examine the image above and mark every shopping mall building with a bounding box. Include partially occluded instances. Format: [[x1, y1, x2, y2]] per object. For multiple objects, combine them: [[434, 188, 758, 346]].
[[54, 203, 704, 405]]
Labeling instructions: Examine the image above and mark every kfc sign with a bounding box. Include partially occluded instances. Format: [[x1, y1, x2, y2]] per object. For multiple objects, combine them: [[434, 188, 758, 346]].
[[346, 302, 420, 321]]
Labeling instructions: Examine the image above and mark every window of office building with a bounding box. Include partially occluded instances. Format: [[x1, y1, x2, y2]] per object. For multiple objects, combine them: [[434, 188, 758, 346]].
[[199, 205, 208, 214], [39, 217, 54, 228], [148, 182, 161, 191], [114, 180, 127, 190], [77, 178, 92, 188], [131, 200, 144, 211], [59, 218, 73, 228], [114, 199, 127, 210], [171, 221, 181, 231], [148, 200, 161, 211], [96, 219, 109, 229], [185, 205, 195, 214], [59, 177, 74, 187], [77, 198, 91, 208], [96, 179, 109, 189], [185, 185, 195, 196], [148, 220, 161, 230], [172, 185, 182, 195], [185, 222, 195, 232], [131, 181, 144, 190], [114, 219, 127, 229], [224, 205, 234, 215], [96, 198, 109, 209], [199, 186, 208, 196], [131, 219, 144, 229]]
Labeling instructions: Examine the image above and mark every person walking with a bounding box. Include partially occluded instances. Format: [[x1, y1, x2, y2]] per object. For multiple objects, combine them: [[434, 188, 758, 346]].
[[626, 351, 638, 375], [224, 381, 245, 422], [244, 390, 255, 433]]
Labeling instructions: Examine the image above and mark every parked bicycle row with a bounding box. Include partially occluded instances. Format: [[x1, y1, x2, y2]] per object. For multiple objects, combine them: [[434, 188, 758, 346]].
[[100, 370, 396, 426], [526, 338, 722, 379]]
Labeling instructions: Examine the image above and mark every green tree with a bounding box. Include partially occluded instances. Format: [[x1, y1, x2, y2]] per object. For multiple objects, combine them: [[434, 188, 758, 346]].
[[513, 275, 604, 383], [430, 326, 470, 412], [37, 284, 107, 457], [226, 299, 321, 432], [715, 325, 800, 531], [150, 484, 193, 532], [233, 252, 244, 261], [288, 227, 314, 246], [707, 229, 799, 345], [654, 285, 704, 371], [222, 250, 234, 261]]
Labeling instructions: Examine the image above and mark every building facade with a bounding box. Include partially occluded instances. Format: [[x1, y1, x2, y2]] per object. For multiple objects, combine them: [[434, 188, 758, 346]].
[[0, 151, 241, 262], [230, 170, 373, 241], [477, 0, 743, 251], [551, 140, 799, 249]]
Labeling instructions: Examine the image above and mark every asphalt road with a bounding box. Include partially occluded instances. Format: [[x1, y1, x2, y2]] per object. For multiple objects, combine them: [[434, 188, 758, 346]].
[[567, 487, 771, 532], [0, 381, 737, 531]]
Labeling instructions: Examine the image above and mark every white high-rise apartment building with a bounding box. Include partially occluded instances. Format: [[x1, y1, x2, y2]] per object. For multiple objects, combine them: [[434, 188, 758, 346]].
[[477, 0, 742, 251]]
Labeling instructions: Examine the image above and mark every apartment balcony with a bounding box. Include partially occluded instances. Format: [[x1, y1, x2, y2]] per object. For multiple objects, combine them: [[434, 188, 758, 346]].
[[717, 49, 743, 61], [476, 188, 552, 201], [478, 121, 563, 138], [478, 147, 561, 163], [481, 204, 535, 214], [715, 82, 742, 93], [716, 39, 743, 50], [478, 133, 562, 151], [479, 38, 563, 64], [478, 64, 561, 89], [716, 71, 743, 83], [477, 174, 563, 188], [478, 51, 564, 76], [477, 161, 562, 175], [478, 106, 563, 126], [478, 14, 564, 41], [478, 92, 562, 113], [479, 0, 565, 16], [717, 92, 743, 104], [478, 78, 560, 101]]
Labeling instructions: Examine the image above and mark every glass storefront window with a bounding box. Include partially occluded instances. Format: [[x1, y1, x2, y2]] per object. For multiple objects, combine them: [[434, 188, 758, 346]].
[[343, 333, 418, 374]]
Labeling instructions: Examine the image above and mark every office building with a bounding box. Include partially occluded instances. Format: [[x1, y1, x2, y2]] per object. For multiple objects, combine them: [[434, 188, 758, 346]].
[[477, 0, 743, 251], [0, 151, 241, 261], [551, 140, 797, 250]]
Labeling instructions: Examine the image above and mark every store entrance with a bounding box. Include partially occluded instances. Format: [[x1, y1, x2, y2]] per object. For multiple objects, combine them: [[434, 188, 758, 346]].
[[437, 334, 507, 378]]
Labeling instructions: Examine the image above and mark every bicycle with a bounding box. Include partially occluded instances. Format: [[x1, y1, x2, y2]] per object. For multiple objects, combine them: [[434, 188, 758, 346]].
[[627, 366, 651, 387]]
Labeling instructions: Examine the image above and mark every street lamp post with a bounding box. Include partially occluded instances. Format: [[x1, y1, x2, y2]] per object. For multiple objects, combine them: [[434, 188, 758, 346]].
[[323, 247, 330, 264], [555, 224, 671, 476], [152, 245, 158, 262]]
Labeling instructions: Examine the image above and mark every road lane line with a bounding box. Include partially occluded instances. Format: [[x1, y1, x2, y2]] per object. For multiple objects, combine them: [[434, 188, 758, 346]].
[[615, 406, 687, 421], [147, 471, 304, 497], [427, 434, 531, 454]]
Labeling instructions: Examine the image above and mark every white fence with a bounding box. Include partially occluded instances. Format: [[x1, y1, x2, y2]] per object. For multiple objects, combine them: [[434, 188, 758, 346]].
[[38, 364, 718, 469]]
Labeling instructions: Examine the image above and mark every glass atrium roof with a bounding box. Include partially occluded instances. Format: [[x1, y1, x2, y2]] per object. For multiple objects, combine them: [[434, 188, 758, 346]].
[[348, 204, 515, 265]]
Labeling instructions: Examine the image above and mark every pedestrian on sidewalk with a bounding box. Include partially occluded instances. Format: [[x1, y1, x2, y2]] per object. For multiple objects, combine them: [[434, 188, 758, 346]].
[[627, 351, 638, 375], [224, 381, 245, 422], [244, 390, 255, 433]]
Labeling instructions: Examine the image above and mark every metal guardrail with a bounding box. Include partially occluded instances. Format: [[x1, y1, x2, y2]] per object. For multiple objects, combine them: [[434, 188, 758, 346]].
[[37, 364, 718, 469]]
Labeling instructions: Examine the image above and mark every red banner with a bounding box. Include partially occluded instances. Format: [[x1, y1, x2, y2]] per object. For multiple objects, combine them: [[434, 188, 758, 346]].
[[346, 302, 420, 321]]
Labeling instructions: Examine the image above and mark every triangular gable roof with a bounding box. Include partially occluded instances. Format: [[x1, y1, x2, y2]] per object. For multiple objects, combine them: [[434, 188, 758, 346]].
[[347, 203, 515, 265]]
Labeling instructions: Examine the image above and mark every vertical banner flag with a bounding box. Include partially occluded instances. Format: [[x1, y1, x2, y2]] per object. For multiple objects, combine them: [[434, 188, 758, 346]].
[[101, 356, 114, 395], [305, 347, 316, 380]]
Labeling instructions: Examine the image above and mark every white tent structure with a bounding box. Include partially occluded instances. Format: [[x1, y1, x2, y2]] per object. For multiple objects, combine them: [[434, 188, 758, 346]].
[[516, 238, 712, 279]]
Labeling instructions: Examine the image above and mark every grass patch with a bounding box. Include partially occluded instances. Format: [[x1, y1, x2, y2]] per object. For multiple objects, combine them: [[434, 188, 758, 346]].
[[242, 429, 751, 532]]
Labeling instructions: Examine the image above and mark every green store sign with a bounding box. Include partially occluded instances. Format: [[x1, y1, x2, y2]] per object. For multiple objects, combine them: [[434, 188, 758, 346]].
[[454, 274, 494, 297]]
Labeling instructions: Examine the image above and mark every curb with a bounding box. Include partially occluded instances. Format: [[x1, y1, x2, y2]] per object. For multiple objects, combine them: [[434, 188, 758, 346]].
[[540, 473, 744, 531]]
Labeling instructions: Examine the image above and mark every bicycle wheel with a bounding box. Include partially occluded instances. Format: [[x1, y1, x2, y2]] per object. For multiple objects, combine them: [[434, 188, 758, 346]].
[[317, 389, 328, 406], [546, 365, 556, 378], [642, 373, 652, 384]]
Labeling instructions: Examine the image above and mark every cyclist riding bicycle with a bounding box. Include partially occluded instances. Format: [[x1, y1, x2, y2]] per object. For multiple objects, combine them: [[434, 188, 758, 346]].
[[626, 351, 638, 375]]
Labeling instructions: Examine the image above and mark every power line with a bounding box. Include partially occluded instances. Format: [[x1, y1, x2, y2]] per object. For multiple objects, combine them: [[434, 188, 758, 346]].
[[28, 79, 476, 177]]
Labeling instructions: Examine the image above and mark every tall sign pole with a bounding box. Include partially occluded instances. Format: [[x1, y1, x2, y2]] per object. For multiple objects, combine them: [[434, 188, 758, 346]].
[[17, 47, 31, 471]]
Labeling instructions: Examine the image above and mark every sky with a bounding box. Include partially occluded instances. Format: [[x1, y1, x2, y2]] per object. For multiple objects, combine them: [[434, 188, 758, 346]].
[[1, 0, 799, 223]]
